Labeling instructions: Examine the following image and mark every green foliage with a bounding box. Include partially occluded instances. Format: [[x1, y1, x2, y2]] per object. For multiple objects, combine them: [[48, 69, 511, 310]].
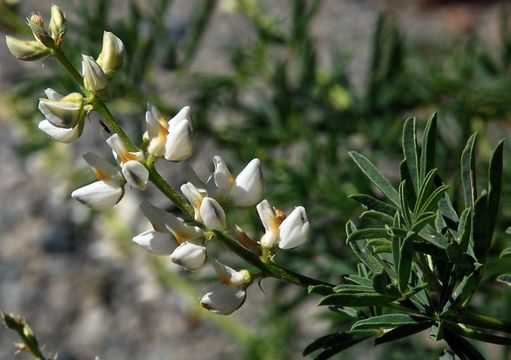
[[306, 116, 510, 359]]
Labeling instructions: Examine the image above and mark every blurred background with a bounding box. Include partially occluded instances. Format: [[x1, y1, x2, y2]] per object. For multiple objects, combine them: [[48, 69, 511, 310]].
[[1, 0, 511, 359]]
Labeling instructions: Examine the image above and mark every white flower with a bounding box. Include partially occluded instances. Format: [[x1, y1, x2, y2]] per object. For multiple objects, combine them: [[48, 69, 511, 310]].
[[200, 197, 226, 230], [106, 134, 148, 190], [132, 202, 177, 255], [132, 230, 176, 255], [180, 182, 227, 230], [144, 104, 193, 161], [170, 241, 207, 271], [71, 152, 124, 210], [200, 285, 246, 315], [256, 199, 309, 249], [132, 202, 203, 255], [82, 54, 107, 92], [213, 260, 250, 287], [206, 156, 262, 207], [71, 180, 123, 211], [96, 31, 124, 77], [38, 89, 86, 128]]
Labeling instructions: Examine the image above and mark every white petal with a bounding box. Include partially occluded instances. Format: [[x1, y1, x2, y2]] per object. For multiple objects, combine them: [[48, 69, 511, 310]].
[[140, 201, 169, 233], [147, 102, 168, 129], [164, 119, 193, 161], [82, 54, 107, 92], [200, 285, 246, 315], [145, 105, 168, 156], [278, 206, 309, 249], [106, 133, 128, 159], [167, 106, 190, 128], [170, 241, 207, 271], [38, 120, 81, 143], [121, 160, 149, 190], [207, 155, 233, 200], [213, 260, 249, 287], [71, 180, 123, 210], [229, 158, 262, 207], [44, 88, 63, 101], [164, 213, 203, 243], [82, 152, 122, 181], [180, 182, 203, 221], [38, 98, 82, 128], [132, 230, 176, 255], [200, 197, 226, 230], [96, 31, 124, 76], [256, 199, 276, 233]]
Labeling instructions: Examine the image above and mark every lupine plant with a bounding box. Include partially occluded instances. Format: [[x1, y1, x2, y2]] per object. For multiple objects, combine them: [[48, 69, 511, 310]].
[[3, 4, 511, 360]]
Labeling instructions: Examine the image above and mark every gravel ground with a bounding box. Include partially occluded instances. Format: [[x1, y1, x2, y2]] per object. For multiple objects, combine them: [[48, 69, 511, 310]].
[[0, 1, 506, 359]]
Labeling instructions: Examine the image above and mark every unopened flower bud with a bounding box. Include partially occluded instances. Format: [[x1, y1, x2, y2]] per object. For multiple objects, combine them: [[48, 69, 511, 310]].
[[1, 312, 22, 330], [49, 4, 66, 46], [170, 241, 207, 271], [82, 55, 107, 92], [200, 197, 226, 230], [200, 285, 246, 315], [5, 35, 50, 61], [96, 31, 124, 77], [71, 180, 124, 211], [26, 13, 54, 48]]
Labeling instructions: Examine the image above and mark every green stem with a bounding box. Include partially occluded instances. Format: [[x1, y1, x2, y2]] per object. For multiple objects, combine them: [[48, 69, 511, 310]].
[[52, 48, 83, 87], [213, 230, 331, 288], [147, 163, 194, 215], [91, 98, 138, 152]]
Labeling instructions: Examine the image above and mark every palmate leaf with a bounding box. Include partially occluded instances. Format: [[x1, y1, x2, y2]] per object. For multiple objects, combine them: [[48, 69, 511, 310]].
[[303, 330, 378, 359], [349, 151, 400, 206]]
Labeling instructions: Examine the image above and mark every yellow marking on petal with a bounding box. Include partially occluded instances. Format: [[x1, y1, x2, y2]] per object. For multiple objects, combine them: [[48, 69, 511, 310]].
[[94, 170, 110, 181], [120, 152, 139, 163], [174, 231, 196, 244], [228, 175, 235, 189], [219, 276, 231, 285]]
